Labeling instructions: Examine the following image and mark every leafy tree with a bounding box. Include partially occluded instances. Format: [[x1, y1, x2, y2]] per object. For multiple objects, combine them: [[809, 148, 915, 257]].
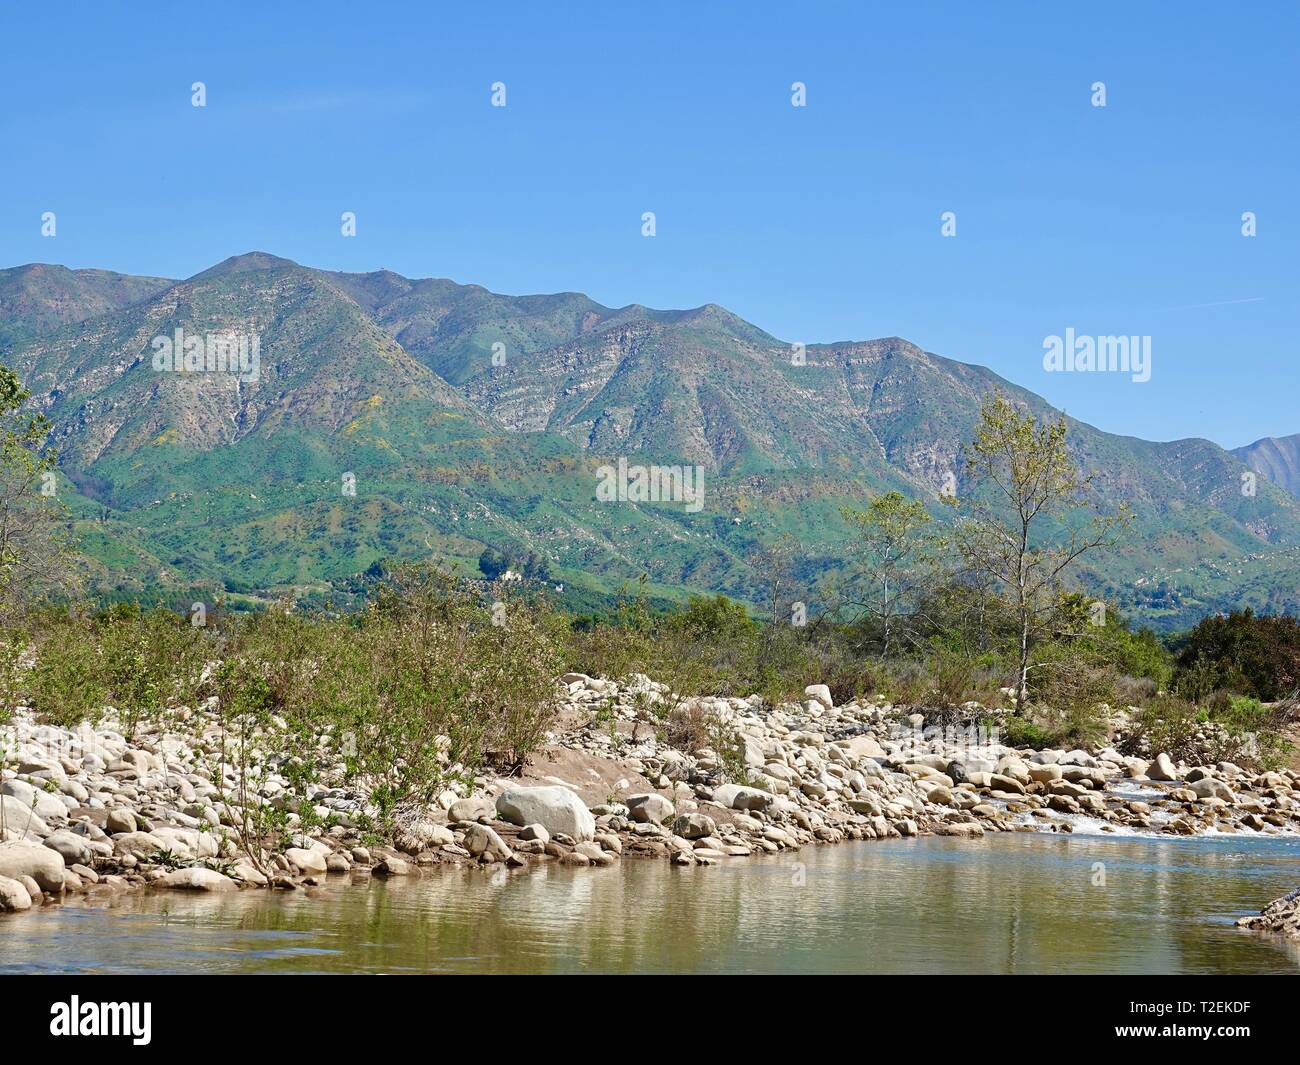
[[834, 492, 938, 657], [521, 551, 550, 581], [477, 547, 509, 580], [667, 593, 757, 644], [0, 364, 77, 614], [954, 392, 1130, 711]]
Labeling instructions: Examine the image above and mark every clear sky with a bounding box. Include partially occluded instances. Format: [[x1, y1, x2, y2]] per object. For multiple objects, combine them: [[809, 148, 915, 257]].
[[1, 1, 1296, 448]]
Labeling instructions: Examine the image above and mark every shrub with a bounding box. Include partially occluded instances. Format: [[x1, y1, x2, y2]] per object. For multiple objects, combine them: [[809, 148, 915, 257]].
[[25, 612, 110, 725], [1173, 609, 1300, 701], [995, 715, 1049, 749], [1121, 692, 1292, 770]]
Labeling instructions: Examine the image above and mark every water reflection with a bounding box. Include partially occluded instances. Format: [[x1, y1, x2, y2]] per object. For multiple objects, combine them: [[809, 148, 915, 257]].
[[1, 834, 1297, 974]]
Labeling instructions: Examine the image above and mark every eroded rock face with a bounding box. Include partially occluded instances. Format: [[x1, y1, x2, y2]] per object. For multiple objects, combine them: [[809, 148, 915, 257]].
[[496, 786, 595, 842]]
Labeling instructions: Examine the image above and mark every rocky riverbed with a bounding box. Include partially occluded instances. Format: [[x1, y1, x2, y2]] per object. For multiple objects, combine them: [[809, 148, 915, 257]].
[[2, 674, 1299, 915]]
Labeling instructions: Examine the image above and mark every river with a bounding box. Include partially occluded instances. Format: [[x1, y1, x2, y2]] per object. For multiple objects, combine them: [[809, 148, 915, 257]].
[[1, 833, 1297, 974]]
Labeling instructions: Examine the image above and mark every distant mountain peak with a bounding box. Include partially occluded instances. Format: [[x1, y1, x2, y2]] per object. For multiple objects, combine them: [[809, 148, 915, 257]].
[[191, 251, 302, 281], [1233, 433, 1300, 497]]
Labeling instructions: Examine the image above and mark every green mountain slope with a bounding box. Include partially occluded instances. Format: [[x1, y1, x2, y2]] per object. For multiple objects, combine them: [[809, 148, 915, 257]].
[[4, 252, 1298, 630]]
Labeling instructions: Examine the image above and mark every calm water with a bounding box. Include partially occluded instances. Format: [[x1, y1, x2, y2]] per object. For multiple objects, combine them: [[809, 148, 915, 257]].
[[2, 834, 1298, 974]]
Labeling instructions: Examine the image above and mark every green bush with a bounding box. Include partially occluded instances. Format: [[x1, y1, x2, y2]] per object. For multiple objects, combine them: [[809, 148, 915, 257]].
[[994, 715, 1049, 749], [1173, 609, 1300, 701]]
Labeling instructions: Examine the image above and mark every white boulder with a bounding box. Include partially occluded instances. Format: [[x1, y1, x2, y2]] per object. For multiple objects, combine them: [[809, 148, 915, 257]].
[[496, 786, 595, 842]]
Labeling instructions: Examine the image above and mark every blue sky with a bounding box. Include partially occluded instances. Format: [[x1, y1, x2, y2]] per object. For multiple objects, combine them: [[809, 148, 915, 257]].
[[1, 1, 1295, 448]]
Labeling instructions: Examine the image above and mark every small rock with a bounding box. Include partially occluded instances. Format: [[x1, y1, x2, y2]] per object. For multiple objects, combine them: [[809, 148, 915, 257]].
[[626, 794, 675, 825], [106, 808, 138, 834], [463, 823, 512, 862]]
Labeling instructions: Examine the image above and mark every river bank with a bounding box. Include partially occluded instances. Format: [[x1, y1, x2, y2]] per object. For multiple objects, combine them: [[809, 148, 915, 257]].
[[2, 673, 1299, 922]]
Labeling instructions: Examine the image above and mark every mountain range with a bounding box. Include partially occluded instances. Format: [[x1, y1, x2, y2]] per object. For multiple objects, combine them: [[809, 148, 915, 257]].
[[2, 252, 1299, 631]]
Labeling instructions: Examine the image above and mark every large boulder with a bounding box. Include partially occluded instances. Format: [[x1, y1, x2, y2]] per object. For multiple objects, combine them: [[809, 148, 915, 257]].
[[989, 773, 1027, 795], [463, 823, 512, 862], [994, 756, 1031, 784], [711, 783, 774, 812], [112, 831, 168, 859], [804, 684, 834, 710], [151, 826, 218, 859], [285, 848, 328, 875], [395, 819, 455, 854], [496, 786, 595, 843], [0, 795, 50, 838], [447, 796, 496, 823], [673, 813, 716, 840], [157, 867, 239, 892], [0, 840, 66, 893], [2, 779, 66, 822], [1189, 777, 1237, 803], [626, 794, 675, 825], [0, 874, 33, 912], [42, 830, 93, 867], [835, 734, 887, 762]]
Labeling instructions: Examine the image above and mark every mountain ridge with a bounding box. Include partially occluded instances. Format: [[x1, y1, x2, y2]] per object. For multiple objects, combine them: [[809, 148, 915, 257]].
[[2, 252, 1298, 629]]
